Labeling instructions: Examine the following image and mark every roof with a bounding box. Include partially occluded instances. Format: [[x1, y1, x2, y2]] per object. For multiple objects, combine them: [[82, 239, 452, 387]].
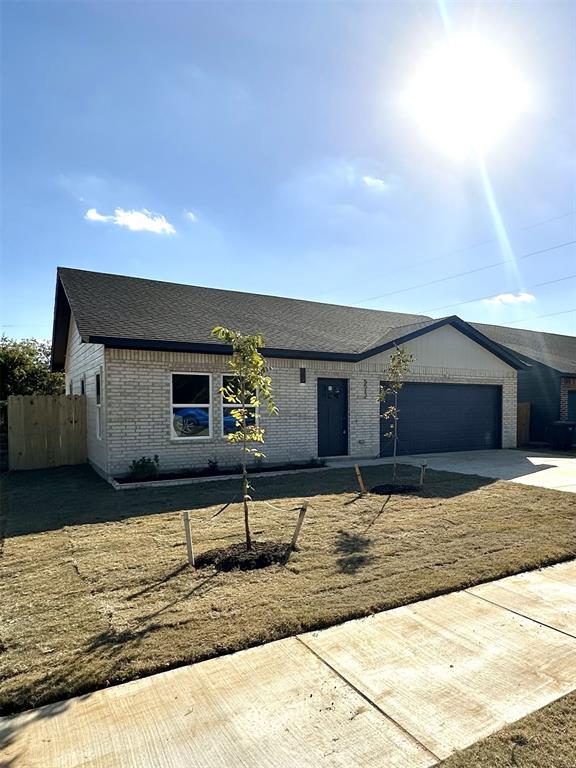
[[472, 322, 576, 375], [51, 267, 527, 370]]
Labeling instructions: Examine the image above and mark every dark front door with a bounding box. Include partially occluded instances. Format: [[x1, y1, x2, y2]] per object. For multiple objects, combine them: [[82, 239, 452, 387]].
[[318, 378, 348, 456], [568, 390, 576, 422], [568, 391, 576, 446]]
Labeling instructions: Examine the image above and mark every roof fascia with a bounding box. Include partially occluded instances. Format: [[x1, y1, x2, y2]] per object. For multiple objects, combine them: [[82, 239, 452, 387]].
[[50, 273, 71, 372]]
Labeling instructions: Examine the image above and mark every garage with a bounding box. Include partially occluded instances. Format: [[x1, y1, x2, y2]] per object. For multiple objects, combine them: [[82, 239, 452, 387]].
[[380, 382, 502, 456]]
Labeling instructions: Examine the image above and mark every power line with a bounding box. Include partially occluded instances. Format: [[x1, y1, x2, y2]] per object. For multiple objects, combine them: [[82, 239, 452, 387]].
[[353, 240, 576, 305], [502, 308, 575, 326], [421, 274, 576, 314], [349, 210, 576, 300]]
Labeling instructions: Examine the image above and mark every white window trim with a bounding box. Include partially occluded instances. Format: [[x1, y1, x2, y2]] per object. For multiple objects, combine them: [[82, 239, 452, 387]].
[[220, 373, 259, 440], [170, 371, 213, 441], [95, 368, 103, 441]]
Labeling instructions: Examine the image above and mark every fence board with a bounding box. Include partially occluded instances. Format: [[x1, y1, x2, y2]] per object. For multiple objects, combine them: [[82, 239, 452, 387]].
[[8, 395, 87, 471], [517, 402, 531, 447]]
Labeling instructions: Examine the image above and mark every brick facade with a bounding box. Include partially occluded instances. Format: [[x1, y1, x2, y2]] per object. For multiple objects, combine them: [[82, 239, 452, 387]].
[[560, 377, 576, 420], [102, 348, 517, 478], [65, 322, 108, 474]]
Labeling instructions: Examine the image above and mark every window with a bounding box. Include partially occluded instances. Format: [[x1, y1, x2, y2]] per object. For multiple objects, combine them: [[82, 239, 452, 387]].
[[80, 376, 86, 396], [222, 374, 257, 436], [95, 371, 102, 439], [171, 373, 211, 438]]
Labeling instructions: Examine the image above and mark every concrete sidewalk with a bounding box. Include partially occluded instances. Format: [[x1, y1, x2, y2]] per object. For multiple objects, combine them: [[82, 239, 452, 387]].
[[2, 561, 575, 767]]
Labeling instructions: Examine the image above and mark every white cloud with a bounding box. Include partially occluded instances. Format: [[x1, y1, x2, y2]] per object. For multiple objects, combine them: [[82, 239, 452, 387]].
[[84, 207, 175, 235], [362, 175, 391, 192], [483, 292, 536, 306], [185, 210, 198, 223], [85, 208, 113, 223]]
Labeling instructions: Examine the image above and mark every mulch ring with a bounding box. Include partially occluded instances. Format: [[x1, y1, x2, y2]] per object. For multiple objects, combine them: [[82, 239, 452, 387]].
[[371, 483, 422, 496], [196, 541, 290, 571]]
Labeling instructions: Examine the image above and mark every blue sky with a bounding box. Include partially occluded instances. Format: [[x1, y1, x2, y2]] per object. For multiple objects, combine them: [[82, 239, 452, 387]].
[[1, 0, 575, 340]]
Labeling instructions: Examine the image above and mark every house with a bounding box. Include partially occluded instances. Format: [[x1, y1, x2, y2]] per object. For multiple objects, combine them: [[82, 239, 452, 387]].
[[471, 323, 576, 443], [51, 267, 529, 479]]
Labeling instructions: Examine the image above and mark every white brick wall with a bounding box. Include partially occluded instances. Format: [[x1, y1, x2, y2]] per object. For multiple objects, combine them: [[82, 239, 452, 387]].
[[65, 321, 108, 474], [103, 347, 517, 478]]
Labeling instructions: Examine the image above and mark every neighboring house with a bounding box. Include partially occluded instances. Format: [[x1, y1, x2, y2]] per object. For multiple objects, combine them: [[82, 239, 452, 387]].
[[472, 323, 576, 443], [51, 268, 528, 479]]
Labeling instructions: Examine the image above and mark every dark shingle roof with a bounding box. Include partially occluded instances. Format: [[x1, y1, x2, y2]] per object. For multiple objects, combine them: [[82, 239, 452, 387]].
[[57, 267, 431, 355], [472, 322, 576, 374], [50, 267, 532, 371]]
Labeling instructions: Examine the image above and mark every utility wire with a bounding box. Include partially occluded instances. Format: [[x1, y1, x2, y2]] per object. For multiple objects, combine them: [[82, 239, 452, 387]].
[[421, 274, 576, 314], [349, 210, 576, 300], [502, 308, 575, 326], [353, 240, 576, 305]]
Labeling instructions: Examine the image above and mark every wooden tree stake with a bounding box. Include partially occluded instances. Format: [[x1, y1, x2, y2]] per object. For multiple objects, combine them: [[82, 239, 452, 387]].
[[354, 464, 367, 496], [285, 501, 309, 563], [420, 462, 428, 487], [183, 510, 195, 567]]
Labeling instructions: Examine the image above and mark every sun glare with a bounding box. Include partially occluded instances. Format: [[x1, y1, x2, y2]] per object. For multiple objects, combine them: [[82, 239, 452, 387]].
[[403, 36, 532, 158]]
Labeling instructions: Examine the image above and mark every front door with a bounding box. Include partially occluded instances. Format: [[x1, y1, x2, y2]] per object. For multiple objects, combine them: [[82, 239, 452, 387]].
[[568, 390, 576, 422], [317, 378, 348, 456], [568, 391, 576, 446]]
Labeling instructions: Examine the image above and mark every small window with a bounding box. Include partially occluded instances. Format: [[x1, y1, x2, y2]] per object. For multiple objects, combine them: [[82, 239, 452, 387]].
[[95, 371, 102, 439], [171, 373, 211, 438], [80, 377, 86, 396], [222, 374, 257, 436]]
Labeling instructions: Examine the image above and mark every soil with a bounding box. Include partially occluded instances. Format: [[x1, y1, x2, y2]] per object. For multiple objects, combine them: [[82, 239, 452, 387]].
[[115, 460, 325, 484], [196, 541, 290, 571], [371, 483, 422, 495]]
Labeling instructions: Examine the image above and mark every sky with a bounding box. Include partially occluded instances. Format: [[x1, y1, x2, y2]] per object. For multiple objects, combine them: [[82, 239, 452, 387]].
[[1, 0, 575, 341]]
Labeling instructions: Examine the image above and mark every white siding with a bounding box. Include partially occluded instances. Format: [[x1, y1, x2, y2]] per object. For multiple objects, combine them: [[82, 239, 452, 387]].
[[65, 319, 107, 474], [370, 325, 514, 372]]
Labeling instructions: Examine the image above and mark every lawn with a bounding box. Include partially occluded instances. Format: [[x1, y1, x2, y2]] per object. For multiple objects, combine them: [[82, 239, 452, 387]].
[[1, 462, 575, 715]]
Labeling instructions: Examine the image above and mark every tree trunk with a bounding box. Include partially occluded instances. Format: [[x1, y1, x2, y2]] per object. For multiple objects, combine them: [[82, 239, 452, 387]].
[[241, 379, 252, 550], [242, 466, 252, 550], [392, 391, 398, 482]]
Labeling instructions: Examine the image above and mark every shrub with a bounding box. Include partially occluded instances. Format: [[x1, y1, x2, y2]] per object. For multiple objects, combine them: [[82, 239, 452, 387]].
[[128, 455, 160, 481]]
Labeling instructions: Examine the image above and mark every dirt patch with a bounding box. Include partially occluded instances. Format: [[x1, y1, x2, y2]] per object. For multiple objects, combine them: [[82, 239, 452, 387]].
[[371, 483, 422, 495], [115, 459, 326, 484], [196, 541, 289, 571]]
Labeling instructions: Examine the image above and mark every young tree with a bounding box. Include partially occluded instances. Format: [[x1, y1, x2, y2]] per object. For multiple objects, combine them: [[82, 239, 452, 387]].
[[0, 337, 64, 401], [378, 345, 414, 481], [211, 327, 278, 550]]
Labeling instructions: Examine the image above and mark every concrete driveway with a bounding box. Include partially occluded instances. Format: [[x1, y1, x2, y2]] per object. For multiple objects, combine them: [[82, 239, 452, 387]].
[[358, 449, 576, 493]]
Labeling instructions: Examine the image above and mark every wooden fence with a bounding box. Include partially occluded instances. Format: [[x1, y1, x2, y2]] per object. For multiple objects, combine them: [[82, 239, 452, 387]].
[[517, 402, 531, 447], [8, 395, 87, 471]]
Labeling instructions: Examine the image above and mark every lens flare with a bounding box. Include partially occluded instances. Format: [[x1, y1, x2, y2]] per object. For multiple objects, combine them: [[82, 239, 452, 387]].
[[403, 35, 532, 158]]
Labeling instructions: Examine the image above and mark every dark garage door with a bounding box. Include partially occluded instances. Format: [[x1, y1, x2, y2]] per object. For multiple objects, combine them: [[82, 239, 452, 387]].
[[380, 382, 502, 456]]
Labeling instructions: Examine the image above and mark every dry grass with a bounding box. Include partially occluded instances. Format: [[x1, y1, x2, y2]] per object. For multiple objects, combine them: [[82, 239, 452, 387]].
[[0, 462, 575, 715], [440, 692, 576, 768]]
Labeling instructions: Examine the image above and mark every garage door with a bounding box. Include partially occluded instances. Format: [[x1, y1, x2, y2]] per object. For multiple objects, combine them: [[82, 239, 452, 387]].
[[380, 382, 502, 456]]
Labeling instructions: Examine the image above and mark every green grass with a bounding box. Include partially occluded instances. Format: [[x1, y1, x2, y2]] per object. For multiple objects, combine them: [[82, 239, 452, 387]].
[[1, 462, 575, 715], [440, 691, 576, 768]]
